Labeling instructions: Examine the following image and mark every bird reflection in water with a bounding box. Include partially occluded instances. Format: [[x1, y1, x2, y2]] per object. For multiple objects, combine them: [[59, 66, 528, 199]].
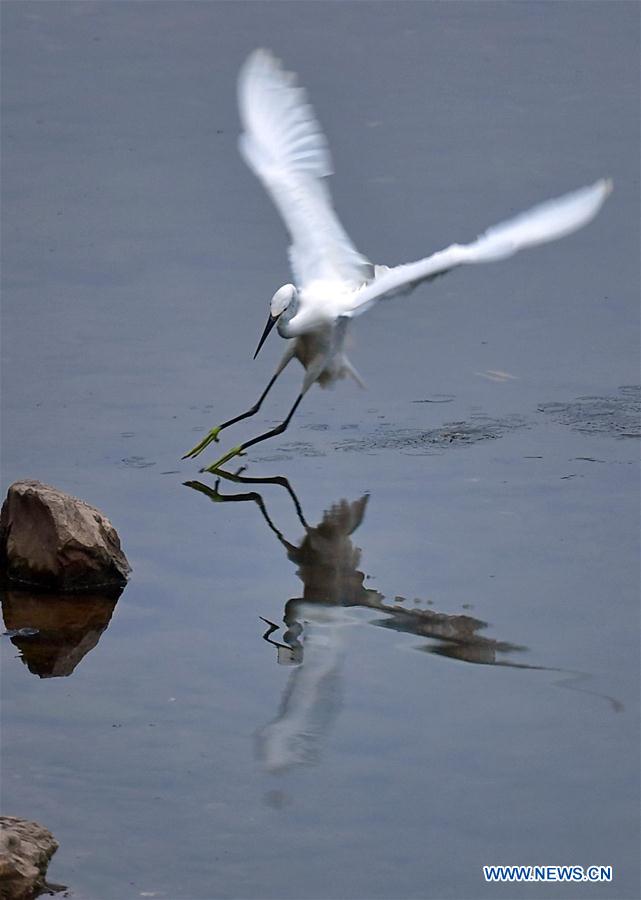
[[186, 471, 544, 772]]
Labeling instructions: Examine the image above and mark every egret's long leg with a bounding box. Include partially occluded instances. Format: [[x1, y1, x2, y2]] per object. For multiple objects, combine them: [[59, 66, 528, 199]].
[[183, 347, 294, 459], [201, 393, 304, 473]]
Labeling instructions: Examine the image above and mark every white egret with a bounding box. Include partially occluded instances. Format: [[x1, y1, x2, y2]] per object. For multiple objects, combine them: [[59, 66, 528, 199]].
[[184, 49, 611, 471]]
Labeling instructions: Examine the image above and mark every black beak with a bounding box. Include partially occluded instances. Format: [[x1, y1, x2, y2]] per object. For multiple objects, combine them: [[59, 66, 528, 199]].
[[253, 313, 279, 359]]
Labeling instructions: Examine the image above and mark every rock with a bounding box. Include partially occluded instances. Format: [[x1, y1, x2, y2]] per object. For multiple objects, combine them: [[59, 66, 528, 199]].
[[0, 481, 131, 591], [0, 816, 59, 900]]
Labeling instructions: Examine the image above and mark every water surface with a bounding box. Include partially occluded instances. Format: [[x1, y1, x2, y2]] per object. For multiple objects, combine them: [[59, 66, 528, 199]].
[[2, 3, 639, 899]]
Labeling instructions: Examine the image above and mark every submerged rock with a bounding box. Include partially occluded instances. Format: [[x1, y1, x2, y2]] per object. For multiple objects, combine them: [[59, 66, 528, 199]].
[[0, 481, 131, 591], [0, 816, 59, 900]]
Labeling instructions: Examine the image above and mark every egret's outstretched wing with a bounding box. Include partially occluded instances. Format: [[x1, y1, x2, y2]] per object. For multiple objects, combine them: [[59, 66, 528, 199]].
[[345, 179, 612, 317], [238, 50, 372, 287]]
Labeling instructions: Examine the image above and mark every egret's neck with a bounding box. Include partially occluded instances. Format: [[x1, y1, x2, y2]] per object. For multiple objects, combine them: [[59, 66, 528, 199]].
[[277, 294, 300, 337]]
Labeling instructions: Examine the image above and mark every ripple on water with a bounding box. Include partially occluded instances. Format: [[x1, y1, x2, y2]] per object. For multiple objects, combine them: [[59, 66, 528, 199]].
[[254, 441, 326, 462], [334, 414, 528, 455], [538, 386, 641, 438], [120, 456, 157, 468]]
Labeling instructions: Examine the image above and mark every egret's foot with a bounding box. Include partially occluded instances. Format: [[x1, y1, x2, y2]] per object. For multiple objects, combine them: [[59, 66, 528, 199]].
[[200, 445, 245, 474], [182, 426, 222, 460]]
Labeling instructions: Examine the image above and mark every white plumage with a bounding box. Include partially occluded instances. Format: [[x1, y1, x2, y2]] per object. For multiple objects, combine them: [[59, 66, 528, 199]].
[[184, 49, 611, 469], [238, 49, 372, 288]]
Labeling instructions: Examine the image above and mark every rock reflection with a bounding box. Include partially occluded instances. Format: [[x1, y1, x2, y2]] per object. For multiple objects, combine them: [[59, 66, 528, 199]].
[[1, 588, 121, 677], [187, 472, 527, 772]]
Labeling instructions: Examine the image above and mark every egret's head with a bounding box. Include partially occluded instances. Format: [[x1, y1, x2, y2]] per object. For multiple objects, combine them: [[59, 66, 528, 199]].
[[270, 283, 297, 317], [254, 284, 298, 359]]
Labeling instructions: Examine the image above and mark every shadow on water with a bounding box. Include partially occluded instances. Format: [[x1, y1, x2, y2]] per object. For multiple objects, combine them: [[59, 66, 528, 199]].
[[1, 587, 122, 678], [185, 471, 622, 774]]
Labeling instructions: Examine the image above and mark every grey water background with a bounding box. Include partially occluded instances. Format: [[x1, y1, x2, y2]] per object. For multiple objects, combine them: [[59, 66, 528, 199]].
[[1, 2, 639, 898]]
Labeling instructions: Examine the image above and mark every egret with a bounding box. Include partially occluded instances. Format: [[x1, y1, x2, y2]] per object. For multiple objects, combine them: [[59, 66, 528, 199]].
[[184, 49, 611, 471]]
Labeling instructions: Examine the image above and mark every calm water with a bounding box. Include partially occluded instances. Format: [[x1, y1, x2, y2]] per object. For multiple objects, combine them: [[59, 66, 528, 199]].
[[2, 3, 639, 899]]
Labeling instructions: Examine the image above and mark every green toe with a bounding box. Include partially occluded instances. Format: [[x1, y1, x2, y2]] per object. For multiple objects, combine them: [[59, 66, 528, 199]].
[[201, 445, 244, 474], [182, 425, 222, 460]]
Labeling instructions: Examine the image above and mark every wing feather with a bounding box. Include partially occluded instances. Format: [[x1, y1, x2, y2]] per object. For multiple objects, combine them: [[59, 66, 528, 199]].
[[238, 50, 372, 287], [345, 179, 612, 317]]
